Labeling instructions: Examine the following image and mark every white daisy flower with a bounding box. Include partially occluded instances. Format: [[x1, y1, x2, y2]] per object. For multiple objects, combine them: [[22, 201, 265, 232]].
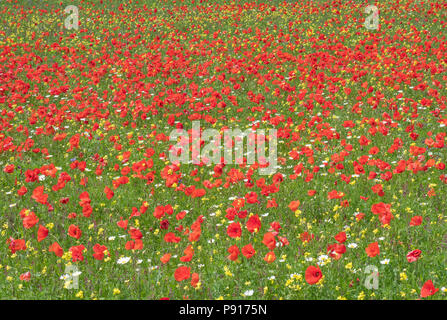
[[243, 289, 254, 296], [305, 256, 314, 262], [117, 257, 131, 265]]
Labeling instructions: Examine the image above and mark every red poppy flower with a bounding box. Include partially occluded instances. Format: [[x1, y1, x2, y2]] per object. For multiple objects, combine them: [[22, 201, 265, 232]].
[[125, 239, 143, 250], [305, 265, 322, 285], [420, 280, 439, 298], [245, 191, 258, 204], [17, 186, 28, 196], [191, 273, 200, 288], [117, 217, 128, 230], [31, 186, 48, 205], [7, 238, 26, 254], [410, 216, 423, 226], [241, 244, 256, 259], [176, 211, 187, 220], [262, 232, 276, 250], [160, 253, 171, 264], [232, 198, 245, 210], [49, 242, 63, 257], [300, 232, 314, 243], [104, 186, 114, 200], [20, 272, 31, 282], [22, 211, 39, 229], [327, 243, 346, 260], [288, 200, 300, 211], [246, 214, 261, 233], [264, 251, 276, 263], [160, 219, 169, 230], [68, 224, 82, 239], [365, 242, 380, 257], [227, 222, 242, 238], [174, 266, 191, 282], [164, 232, 181, 243], [407, 249, 422, 263], [267, 199, 278, 207], [92, 244, 108, 260], [128, 227, 142, 240], [334, 231, 346, 243], [69, 245, 85, 262], [153, 205, 166, 219], [37, 225, 48, 242], [180, 245, 194, 262], [3, 164, 14, 173], [227, 245, 239, 261], [328, 190, 345, 200]]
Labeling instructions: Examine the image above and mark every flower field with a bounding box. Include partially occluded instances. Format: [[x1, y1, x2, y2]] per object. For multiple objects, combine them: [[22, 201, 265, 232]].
[[0, 0, 446, 300]]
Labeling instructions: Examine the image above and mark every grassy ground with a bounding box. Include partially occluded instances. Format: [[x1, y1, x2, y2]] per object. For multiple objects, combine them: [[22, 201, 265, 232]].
[[0, 0, 446, 299]]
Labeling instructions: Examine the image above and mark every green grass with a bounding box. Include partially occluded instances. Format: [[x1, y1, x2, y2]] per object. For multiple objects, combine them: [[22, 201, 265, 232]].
[[0, 0, 446, 299]]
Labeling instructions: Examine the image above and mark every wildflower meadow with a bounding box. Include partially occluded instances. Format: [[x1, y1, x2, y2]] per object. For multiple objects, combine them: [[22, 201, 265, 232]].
[[0, 0, 446, 300]]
